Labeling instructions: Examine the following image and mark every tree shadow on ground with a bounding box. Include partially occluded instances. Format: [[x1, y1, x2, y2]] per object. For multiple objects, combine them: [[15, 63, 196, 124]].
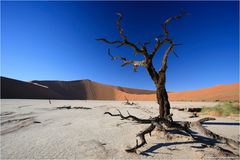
[[203, 122, 240, 126], [140, 132, 218, 156], [165, 128, 198, 136]]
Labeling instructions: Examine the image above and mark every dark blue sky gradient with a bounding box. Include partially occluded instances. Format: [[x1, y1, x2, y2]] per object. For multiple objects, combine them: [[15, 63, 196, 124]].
[[1, 1, 239, 91]]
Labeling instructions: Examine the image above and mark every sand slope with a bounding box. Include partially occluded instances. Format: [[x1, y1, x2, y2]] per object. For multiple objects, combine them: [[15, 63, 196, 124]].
[[1, 76, 239, 101], [1, 77, 154, 100], [1, 77, 63, 99], [168, 83, 239, 102]]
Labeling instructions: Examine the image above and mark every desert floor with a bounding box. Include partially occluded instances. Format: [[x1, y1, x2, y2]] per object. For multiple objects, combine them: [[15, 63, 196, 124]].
[[1, 99, 239, 159]]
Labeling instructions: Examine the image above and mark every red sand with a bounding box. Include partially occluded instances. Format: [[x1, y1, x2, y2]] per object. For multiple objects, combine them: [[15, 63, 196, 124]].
[[1, 77, 239, 101], [168, 83, 239, 102]]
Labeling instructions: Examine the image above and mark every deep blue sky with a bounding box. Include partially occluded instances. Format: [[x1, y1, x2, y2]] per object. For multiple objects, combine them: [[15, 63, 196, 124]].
[[1, 1, 239, 91]]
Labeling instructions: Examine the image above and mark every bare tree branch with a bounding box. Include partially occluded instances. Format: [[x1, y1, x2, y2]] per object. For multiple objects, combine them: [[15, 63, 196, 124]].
[[108, 49, 147, 72], [163, 12, 188, 38], [116, 12, 127, 41], [143, 40, 151, 46], [96, 38, 122, 45], [159, 43, 174, 74], [150, 38, 165, 58], [116, 13, 148, 57], [104, 109, 151, 124], [149, 12, 187, 60], [158, 40, 182, 75], [170, 43, 182, 58], [97, 13, 148, 57], [171, 48, 179, 58]]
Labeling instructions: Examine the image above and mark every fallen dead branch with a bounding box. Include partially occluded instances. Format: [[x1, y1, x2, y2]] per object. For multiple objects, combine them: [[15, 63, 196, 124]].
[[186, 108, 202, 112], [104, 109, 151, 124], [57, 106, 71, 109], [56, 106, 92, 110], [172, 107, 202, 113], [73, 106, 92, 110]]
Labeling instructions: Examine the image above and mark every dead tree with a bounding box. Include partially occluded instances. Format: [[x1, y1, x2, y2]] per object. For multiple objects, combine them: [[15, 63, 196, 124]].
[[97, 12, 239, 155], [97, 12, 182, 118], [124, 96, 136, 105]]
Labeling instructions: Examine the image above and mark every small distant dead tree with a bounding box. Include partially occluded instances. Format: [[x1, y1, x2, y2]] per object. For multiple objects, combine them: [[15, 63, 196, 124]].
[[97, 12, 239, 155], [124, 96, 136, 105]]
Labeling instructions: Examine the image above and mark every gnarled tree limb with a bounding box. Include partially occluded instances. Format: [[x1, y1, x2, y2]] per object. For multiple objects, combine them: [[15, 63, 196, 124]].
[[116, 13, 147, 56], [163, 11, 189, 38], [150, 38, 165, 59], [107, 49, 146, 72], [104, 109, 151, 124], [96, 38, 122, 45]]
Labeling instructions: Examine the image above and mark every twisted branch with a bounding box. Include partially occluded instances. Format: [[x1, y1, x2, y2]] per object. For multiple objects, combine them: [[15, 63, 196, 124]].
[[107, 49, 146, 72], [96, 38, 122, 45], [116, 13, 147, 56], [150, 38, 165, 58], [97, 12, 186, 77], [163, 11, 189, 38], [104, 109, 152, 124]]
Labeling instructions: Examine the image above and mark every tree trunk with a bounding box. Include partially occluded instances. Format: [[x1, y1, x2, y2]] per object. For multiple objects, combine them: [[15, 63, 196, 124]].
[[156, 73, 171, 118], [156, 86, 171, 118], [145, 62, 171, 118]]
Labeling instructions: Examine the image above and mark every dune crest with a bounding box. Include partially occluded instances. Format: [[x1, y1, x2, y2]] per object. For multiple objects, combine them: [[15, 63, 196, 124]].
[[168, 83, 239, 102], [1, 77, 239, 101]]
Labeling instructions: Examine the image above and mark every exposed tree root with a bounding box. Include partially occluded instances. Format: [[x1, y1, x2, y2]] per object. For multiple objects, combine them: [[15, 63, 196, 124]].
[[191, 120, 240, 150], [126, 123, 156, 152], [105, 110, 239, 156]]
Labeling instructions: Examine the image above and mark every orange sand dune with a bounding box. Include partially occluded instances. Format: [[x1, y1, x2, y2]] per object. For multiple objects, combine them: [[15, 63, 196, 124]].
[[1, 76, 239, 101], [1, 77, 63, 99], [115, 83, 239, 102], [168, 83, 239, 102]]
